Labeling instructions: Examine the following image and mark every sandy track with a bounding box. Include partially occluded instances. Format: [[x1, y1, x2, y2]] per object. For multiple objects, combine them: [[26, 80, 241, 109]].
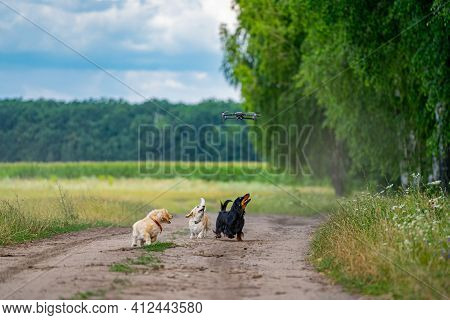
[[0, 214, 355, 299]]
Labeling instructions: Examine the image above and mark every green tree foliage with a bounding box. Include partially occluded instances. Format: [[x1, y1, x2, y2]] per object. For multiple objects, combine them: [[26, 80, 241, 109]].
[[220, 0, 346, 193], [221, 0, 449, 192], [0, 98, 258, 162]]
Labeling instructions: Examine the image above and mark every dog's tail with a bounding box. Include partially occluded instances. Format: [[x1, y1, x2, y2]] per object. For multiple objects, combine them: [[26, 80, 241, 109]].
[[220, 200, 232, 211]]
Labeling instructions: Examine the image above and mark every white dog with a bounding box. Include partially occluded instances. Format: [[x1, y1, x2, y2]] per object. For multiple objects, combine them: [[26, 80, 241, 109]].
[[131, 208, 173, 247], [185, 198, 210, 239]]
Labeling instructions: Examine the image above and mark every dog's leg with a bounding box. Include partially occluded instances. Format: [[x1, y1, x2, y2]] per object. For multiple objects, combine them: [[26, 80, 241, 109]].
[[215, 217, 223, 239], [150, 236, 157, 244], [190, 232, 195, 239], [144, 232, 152, 245], [237, 232, 244, 241], [131, 227, 138, 247], [197, 230, 205, 239]]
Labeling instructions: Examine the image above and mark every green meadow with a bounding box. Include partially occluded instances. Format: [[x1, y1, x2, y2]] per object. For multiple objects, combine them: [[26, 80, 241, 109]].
[[0, 161, 326, 185]]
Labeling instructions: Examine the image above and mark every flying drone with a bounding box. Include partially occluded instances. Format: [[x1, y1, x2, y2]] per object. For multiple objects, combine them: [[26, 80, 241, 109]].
[[221, 111, 261, 121]]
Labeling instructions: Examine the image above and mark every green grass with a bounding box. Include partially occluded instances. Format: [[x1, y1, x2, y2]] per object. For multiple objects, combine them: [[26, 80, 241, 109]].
[[109, 263, 134, 274], [68, 278, 131, 300], [143, 241, 177, 252], [311, 184, 449, 299], [9, 223, 96, 244], [0, 193, 114, 246], [0, 161, 327, 185], [129, 254, 160, 266], [70, 289, 107, 300], [110, 242, 176, 274]]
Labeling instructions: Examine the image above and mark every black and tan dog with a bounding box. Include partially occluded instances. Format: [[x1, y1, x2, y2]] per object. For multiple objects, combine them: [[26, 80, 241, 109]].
[[214, 193, 251, 241]]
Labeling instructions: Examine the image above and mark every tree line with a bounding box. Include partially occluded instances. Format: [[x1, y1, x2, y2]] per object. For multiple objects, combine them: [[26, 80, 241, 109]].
[[0, 98, 258, 162], [220, 0, 449, 194]]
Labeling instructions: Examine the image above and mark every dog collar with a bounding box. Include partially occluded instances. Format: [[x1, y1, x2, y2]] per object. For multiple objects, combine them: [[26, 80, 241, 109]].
[[151, 217, 163, 233]]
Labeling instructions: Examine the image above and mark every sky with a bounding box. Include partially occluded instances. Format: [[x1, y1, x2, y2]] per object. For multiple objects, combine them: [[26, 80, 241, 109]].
[[0, 0, 240, 103]]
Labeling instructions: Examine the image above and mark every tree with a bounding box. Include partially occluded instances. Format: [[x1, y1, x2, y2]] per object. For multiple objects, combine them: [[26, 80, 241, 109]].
[[221, 0, 449, 191], [221, 0, 347, 194]]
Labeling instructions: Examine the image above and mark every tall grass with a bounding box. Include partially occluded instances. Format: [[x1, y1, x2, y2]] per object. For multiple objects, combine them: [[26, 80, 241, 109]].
[[0, 192, 104, 245], [311, 183, 449, 299]]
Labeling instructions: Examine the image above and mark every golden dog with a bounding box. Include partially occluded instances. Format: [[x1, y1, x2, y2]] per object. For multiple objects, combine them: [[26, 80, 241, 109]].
[[131, 208, 173, 247]]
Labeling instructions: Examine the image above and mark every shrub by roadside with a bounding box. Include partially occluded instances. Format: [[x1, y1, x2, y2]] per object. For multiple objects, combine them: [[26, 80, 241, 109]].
[[311, 182, 449, 299]]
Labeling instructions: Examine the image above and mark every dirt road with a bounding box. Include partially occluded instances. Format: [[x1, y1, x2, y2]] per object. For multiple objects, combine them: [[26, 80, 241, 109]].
[[0, 214, 355, 299]]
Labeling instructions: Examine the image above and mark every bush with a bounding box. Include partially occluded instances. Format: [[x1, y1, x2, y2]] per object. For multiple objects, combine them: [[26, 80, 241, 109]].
[[311, 182, 449, 299]]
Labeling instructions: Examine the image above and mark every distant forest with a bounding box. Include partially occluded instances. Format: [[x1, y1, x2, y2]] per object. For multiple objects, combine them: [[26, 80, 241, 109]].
[[0, 99, 258, 162]]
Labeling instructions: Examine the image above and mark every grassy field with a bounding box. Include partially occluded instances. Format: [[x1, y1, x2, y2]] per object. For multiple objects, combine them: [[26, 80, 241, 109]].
[[0, 177, 336, 246], [310, 184, 449, 299], [0, 161, 324, 185]]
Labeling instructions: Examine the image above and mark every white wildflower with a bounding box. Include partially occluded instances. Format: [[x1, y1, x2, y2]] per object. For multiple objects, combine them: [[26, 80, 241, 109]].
[[392, 204, 405, 211]]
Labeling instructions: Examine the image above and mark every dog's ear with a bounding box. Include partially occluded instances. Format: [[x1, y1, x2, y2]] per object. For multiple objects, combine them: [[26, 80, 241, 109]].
[[185, 210, 194, 218], [163, 210, 172, 223], [200, 198, 205, 207]]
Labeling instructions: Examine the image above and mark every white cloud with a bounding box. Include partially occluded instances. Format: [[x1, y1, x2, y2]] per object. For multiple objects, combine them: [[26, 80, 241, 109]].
[[193, 72, 208, 80], [0, 68, 240, 103], [0, 1, 239, 102], [22, 86, 74, 101], [0, 0, 237, 54], [122, 70, 239, 102]]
